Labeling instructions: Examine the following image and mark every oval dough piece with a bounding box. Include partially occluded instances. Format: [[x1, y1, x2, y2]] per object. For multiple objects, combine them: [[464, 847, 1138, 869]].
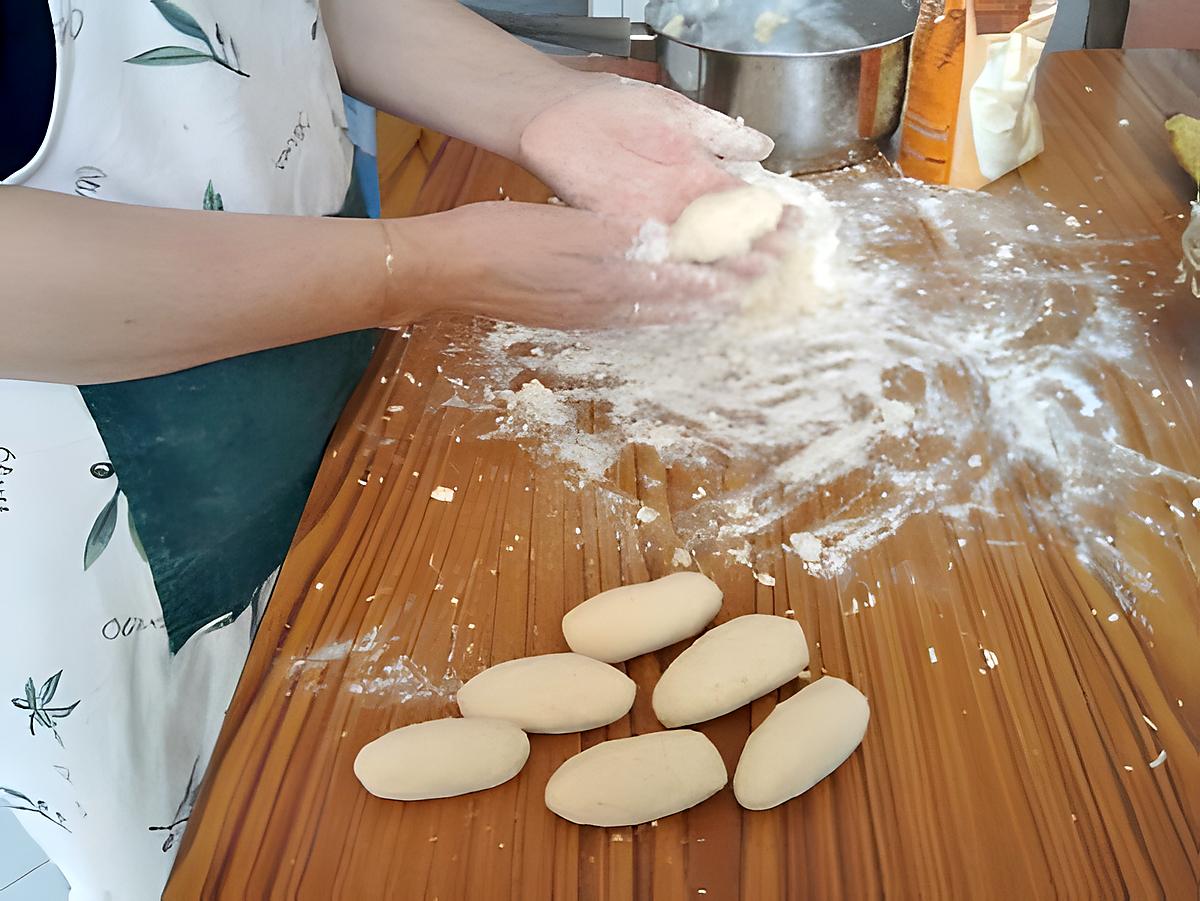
[[457, 652, 636, 734], [563, 572, 723, 664], [669, 185, 785, 264], [653, 614, 809, 727], [545, 730, 727, 826], [733, 676, 869, 810], [354, 718, 529, 801]]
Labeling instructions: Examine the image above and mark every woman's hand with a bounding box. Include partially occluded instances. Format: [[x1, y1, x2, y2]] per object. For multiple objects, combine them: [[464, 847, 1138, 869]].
[[392, 201, 770, 329], [2, 183, 773, 384], [519, 76, 775, 223], [325, 1, 772, 222]]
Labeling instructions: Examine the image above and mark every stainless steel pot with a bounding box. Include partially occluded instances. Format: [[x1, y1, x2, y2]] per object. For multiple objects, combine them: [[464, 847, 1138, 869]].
[[468, 3, 917, 175], [655, 25, 916, 174]]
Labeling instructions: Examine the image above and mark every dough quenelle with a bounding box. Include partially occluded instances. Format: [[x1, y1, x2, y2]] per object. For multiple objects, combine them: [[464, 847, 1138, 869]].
[[653, 614, 809, 727], [733, 676, 869, 810], [354, 717, 529, 801], [545, 730, 727, 827], [562, 571, 723, 664], [456, 652, 636, 734]]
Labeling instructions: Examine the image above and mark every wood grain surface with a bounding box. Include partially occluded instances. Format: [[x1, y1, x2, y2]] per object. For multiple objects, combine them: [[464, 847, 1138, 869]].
[[166, 51, 1200, 900]]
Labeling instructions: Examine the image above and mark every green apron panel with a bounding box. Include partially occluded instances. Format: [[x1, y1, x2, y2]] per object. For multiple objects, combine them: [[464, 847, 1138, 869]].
[[80, 160, 378, 653]]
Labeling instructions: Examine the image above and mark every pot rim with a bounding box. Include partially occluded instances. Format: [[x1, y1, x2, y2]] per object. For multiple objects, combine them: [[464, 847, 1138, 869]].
[[653, 27, 915, 59]]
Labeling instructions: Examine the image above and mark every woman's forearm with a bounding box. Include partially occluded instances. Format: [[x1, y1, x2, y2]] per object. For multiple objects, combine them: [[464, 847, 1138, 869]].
[[322, 0, 599, 161], [0, 186, 421, 384]]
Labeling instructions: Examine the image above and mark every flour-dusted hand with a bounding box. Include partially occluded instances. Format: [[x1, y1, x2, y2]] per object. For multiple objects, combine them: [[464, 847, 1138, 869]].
[[326, 2, 770, 224], [397, 201, 770, 329], [519, 76, 775, 223]]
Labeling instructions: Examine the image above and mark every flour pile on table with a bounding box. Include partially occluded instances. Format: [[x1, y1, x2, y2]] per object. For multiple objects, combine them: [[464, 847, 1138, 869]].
[[467, 164, 1181, 603]]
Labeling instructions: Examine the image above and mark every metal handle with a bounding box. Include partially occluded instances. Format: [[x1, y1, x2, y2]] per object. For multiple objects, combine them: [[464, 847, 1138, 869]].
[[466, 7, 638, 57]]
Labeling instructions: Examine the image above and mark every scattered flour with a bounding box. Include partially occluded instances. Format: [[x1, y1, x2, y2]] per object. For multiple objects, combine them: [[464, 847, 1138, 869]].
[[497, 379, 573, 427], [464, 165, 1182, 604], [344, 655, 461, 705], [290, 641, 352, 674], [288, 626, 462, 708], [627, 220, 671, 264]]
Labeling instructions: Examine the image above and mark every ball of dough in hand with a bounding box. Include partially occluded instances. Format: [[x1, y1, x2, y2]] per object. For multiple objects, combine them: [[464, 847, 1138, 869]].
[[669, 185, 785, 264]]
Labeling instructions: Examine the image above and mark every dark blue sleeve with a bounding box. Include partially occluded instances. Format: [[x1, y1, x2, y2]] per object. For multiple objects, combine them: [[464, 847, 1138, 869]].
[[0, 0, 57, 179]]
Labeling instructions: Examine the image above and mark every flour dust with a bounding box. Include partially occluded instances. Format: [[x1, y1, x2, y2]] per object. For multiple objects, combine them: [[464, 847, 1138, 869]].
[[288, 623, 462, 709], [456, 163, 1188, 609]]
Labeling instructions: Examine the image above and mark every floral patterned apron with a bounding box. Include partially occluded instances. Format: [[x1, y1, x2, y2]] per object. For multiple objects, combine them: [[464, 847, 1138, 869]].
[[0, 2, 375, 897]]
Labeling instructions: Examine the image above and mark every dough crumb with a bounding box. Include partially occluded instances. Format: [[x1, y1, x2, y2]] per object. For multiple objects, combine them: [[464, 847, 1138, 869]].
[[636, 506, 660, 523], [788, 532, 823, 563], [498, 379, 574, 428], [754, 10, 789, 44], [661, 13, 686, 37], [431, 486, 456, 503]]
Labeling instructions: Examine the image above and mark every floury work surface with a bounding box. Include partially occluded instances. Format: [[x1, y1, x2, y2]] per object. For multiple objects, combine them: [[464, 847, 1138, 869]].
[[167, 53, 1198, 900], [476, 160, 1167, 586]]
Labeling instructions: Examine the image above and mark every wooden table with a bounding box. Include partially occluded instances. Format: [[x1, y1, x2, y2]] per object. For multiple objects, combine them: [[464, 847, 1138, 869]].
[[166, 51, 1200, 899]]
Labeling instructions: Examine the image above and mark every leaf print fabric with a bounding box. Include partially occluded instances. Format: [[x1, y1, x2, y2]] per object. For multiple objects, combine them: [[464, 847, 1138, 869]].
[[203, 180, 224, 210], [0, 787, 70, 832], [83, 462, 119, 570], [147, 757, 201, 852], [1, 0, 357, 896], [125, 0, 249, 77], [125, 46, 212, 67], [84, 488, 120, 570], [150, 0, 210, 43], [10, 671, 81, 745]]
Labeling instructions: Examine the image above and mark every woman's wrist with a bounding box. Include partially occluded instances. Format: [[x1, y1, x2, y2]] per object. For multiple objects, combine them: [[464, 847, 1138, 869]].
[[377, 217, 426, 327], [512, 69, 614, 168], [377, 212, 475, 326]]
